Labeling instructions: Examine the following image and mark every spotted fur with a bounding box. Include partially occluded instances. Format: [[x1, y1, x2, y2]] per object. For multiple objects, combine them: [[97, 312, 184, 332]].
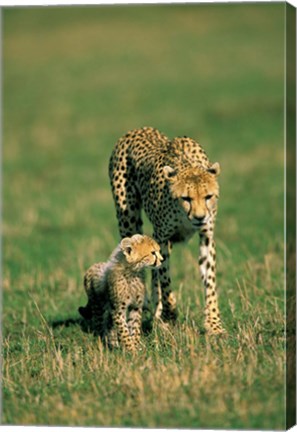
[[79, 234, 163, 351], [109, 127, 225, 334]]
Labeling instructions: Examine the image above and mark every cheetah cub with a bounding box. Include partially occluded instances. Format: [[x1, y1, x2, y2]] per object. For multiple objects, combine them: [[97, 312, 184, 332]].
[[79, 234, 163, 352]]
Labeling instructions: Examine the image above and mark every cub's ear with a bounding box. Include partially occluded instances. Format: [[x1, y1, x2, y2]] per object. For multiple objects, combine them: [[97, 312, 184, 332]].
[[163, 165, 177, 181], [207, 162, 220, 176], [120, 237, 133, 257], [131, 234, 143, 244]]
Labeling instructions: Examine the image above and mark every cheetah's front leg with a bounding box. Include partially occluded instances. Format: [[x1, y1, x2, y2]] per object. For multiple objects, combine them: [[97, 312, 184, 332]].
[[199, 230, 225, 335], [152, 240, 177, 323], [152, 268, 163, 319]]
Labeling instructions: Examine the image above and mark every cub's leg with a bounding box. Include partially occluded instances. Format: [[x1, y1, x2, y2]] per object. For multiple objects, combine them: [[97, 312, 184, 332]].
[[107, 280, 137, 351], [152, 239, 177, 323], [111, 306, 136, 352], [78, 263, 107, 336], [127, 306, 143, 349], [198, 229, 225, 334], [103, 308, 119, 349], [90, 294, 108, 337]]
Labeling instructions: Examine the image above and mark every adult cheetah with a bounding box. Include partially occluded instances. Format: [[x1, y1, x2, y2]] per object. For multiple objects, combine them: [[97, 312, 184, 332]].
[[109, 127, 224, 335]]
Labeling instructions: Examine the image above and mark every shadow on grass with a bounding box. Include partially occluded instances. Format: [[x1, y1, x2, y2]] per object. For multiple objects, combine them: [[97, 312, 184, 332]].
[[49, 313, 154, 336], [50, 315, 94, 334]]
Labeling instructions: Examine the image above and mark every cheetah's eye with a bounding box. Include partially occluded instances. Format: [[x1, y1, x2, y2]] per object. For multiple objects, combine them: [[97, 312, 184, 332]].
[[205, 194, 213, 201], [181, 196, 192, 203]]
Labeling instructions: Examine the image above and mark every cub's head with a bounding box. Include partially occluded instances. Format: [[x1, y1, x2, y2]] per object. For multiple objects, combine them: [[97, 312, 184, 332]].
[[120, 234, 163, 270], [163, 162, 220, 228]]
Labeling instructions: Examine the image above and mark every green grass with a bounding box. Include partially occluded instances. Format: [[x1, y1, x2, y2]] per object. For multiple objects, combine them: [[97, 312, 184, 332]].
[[3, 4, 286, 428]]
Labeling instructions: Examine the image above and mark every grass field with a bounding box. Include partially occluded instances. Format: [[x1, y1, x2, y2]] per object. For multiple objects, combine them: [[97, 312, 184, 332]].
[[3, 4, 286, 428]]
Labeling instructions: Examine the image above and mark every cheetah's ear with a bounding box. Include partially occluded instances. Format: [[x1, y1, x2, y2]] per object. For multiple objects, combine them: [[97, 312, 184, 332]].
[[207, 162, 220, 176], [163, 165, 177, 181], [131, 234, 143, 244], [120, 237, 133, 257]]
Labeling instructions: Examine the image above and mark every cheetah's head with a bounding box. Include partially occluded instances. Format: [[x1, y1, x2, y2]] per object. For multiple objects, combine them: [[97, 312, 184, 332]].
[[120, 234, 163, 270], [163, 163, 220, 227]]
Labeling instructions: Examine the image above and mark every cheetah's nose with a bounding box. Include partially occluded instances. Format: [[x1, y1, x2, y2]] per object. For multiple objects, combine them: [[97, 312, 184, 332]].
[[193, 216, 205, 223]]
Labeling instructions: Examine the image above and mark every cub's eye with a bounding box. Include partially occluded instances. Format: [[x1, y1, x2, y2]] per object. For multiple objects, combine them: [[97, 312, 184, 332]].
[[181, 196, 192, 203], [205, 194, 213, 201]]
